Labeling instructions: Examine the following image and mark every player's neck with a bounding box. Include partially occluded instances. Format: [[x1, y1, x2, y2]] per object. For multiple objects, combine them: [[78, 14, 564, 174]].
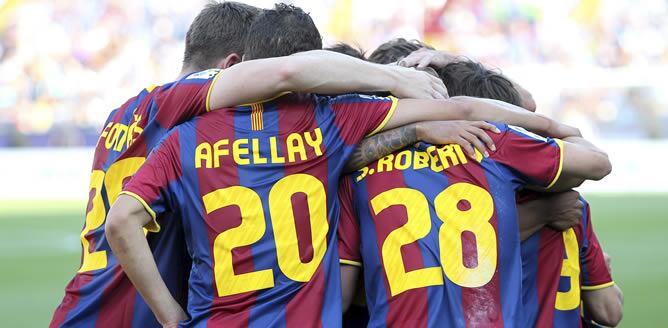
[[178, 64, 206, 79]]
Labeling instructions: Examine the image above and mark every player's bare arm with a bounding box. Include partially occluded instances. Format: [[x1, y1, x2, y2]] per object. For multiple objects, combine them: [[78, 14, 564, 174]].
[[516, 191, 583, 240], [534, 136, 612, 192], [382, 96, 580, 139], [105, 195, 187, 327], [208, 50, 447, 110], [344, 120, 499, 172]]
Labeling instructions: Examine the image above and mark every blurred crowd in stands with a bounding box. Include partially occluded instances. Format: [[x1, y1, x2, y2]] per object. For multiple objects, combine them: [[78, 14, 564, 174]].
[[0, 0, 666, 147]]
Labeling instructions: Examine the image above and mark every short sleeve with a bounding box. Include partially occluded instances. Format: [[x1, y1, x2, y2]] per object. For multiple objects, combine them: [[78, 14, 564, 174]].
[[338, 177, 362, 266], [578, 199, 614, 290], [121, 129, 183, 232], [492, 125, 563, 189], [328, 94, 398, 144], [154, 69, 224, 128]]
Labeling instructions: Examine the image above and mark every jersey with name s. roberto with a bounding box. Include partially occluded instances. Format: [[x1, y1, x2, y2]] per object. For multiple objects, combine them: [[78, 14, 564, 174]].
[[122, 93, 397, 328], [338, 124, 564, 328], [50, 69, 224, 328], [521, 197, 614, 328]]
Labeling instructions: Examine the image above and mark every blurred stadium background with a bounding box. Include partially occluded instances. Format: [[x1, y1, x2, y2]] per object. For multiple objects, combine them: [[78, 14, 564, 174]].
[[0, 0, 666, 326]]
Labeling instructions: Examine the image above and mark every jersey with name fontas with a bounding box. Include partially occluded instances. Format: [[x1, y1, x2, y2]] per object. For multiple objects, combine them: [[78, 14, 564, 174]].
[[338, 124, 564, 328], [122, 93, 397, 328], [50, 69, 224, 328], [521, 196, 614, 328]]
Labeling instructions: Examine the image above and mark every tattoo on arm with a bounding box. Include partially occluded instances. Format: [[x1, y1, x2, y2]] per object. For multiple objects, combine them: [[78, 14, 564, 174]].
[[344, 123, 418, 172]]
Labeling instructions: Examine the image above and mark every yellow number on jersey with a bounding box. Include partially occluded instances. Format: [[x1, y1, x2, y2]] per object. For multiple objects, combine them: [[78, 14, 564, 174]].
[[79, 157, 145, 273], [203, 186, 274, 297], [435, 183, 496, 288], [555, 228, 581, 310], [205, 173, 329, 297], [371, 188, 444, 296], [372, 182, 497, 296]]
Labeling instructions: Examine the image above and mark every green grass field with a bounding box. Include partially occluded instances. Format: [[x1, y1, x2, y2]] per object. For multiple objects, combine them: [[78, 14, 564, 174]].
[[0, 194, 666, 327]]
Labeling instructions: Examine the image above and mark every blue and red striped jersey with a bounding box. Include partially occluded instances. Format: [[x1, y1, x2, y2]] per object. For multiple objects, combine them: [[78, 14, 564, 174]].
[[521, 197, 614, 328], [50, 69, 224, 328], [338, 124, 564, 328], [121, 93, 397, 328]]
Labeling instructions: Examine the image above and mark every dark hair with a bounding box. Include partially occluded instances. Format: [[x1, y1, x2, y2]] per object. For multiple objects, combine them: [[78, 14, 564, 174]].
[[325, 43, 367, 60], [243, 3, 322, 60], [439, 60, 522, 106], [368, 38, 434, 64], [184, 1, 260, 70]]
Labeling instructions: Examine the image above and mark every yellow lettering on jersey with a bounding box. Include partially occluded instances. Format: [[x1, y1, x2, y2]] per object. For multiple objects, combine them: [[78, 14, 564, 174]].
[[394, 150, 412, 170], [304, 128, 323, 156], [269, 136, 286, 164], [286, 133, 307, 163], [233, 139, 250, 165], [428, 146, 444, 173], [194, 128, 324, 168], [213, 139, 229, 168], [252, 139, 268, 164], [414, 151, 430, 170], [377, 154, 394, 173], [196, 142, 213, 169]]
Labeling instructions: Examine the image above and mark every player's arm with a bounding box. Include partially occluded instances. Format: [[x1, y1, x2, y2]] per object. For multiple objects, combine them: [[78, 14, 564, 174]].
[[208, 50, 447, 110], [383, 97, 580, 139], [582, 285, 624, 327], [399, 48, 536, 111], [344, 120, 499, 172], [106, 195, 186, 327], [535, 136, 612, 192], [516, 191, 583, 240]]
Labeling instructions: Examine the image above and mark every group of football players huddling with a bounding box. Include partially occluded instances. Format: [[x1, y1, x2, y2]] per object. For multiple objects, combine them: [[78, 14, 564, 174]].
[[50, 2, 623, 328]]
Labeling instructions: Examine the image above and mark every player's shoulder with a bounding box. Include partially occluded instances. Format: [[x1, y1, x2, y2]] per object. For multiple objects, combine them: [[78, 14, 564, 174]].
[[504, 124, 551, 142], [182, 68, 222, 82], [322, 93, 392, 104]]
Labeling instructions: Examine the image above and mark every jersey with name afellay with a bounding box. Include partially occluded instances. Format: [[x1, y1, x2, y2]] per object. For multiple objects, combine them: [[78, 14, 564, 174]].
[[122, 93, 397, 328]]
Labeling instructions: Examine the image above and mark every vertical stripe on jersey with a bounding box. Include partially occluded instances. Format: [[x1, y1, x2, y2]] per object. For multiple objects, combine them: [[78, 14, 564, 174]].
[[443, 158, 506, 327], [366, 168, 430, 328], [277, 98, 327, 328], [520, 233, 541, 327], [535, 230, 563, 327], [402, 161, 457, 328]]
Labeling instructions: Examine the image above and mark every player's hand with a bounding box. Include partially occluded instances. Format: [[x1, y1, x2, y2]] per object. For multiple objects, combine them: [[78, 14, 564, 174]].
[[399, 48, 457, 68], [416, 120, 500, 158], [543, 190, 583, 231], [390, 65, 449, 99]]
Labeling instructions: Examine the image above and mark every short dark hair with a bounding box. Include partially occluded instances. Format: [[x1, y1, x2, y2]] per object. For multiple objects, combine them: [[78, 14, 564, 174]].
[[325, 43, 367, 60], [438, 60, 522, 106], [368, 38, 434, 64], [243, 3, 322, 60], [184, 1, 260, 70]]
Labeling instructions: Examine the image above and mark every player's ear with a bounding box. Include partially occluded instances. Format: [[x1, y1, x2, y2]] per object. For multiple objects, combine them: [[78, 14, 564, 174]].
[[219, 53, 242, 69]]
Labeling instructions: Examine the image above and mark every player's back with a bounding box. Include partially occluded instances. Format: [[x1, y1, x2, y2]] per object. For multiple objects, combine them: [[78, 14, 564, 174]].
[[338, 124, 564, 328], [121, 93, 396, 327], [50, 69, 223, 328], [521, 197, 614, 328]]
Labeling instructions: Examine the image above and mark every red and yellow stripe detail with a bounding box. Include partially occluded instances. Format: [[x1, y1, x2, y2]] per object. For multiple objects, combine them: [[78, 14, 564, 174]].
[[251, 103, 264, 131]]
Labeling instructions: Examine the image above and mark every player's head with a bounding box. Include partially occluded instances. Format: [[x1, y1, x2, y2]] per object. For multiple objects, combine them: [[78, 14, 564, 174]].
[[183, 1, 260, 71], [438, 60, 523, 107], [325, 43, 367, 60], [243, 3, 322, 60], [368, 38, 434, 64]]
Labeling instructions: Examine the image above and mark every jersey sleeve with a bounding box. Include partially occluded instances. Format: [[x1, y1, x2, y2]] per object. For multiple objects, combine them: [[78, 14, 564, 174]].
[[154, 69, 224, 128], [578, 199, 614, 290], [120, 129, 183, 232], [327, 94, 398, 144], [491, 124, 564, 189], [338, 177, 362, 266]]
